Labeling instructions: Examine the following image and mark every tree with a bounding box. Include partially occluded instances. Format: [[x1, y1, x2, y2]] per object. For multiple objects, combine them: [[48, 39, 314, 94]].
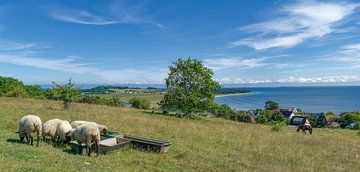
[[160, 58, 220, 117], [49, 79, 81, 109], [316, 113, 328, 127], [265, 101, 279, 110], [0, 76, 27, 98], [272, 112, 285, 122]]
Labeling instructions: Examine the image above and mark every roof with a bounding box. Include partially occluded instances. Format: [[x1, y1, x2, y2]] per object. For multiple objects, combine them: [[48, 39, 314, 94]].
[[279, 107, 297, 118]]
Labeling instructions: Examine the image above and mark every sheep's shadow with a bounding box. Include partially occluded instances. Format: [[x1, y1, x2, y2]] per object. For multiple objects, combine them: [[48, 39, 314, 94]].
[[6, 138, 22, 144]]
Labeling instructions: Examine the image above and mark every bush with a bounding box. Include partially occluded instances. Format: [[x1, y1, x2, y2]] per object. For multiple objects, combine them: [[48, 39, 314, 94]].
[[256, 110, 273, 124], [272, 122, 285, 132], [272, 112, 285, 122], [212, 104, 236, 119], [129, 98, 151, 110], [24, 85, 45, 99]]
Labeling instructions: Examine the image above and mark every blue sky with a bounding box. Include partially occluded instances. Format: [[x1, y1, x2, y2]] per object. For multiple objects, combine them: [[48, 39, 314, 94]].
[[0, 0, 360, 86]]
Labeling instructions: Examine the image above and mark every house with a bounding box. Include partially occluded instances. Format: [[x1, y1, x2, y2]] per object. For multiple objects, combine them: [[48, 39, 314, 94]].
[[330, 122, 341, 128], [279, 107, 298, 119]]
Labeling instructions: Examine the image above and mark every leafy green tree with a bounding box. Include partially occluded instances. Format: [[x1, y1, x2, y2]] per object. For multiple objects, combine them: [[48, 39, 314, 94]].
[[0, 76, 27, 98], [160, 58, 220, 117], [316, 113, 328, 127], [272, 112, 285, 122], [265, 100, 279, 110], [48, 79, 81, 109], [24, 85, 45, 99]]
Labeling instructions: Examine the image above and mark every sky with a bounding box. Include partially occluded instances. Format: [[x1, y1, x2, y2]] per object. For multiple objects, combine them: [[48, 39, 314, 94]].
[[0, 0, 359, 86]]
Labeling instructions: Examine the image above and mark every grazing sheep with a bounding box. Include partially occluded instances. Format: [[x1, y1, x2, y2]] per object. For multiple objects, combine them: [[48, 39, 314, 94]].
[[17, 115, 42, 146], [56, 120, 73, 145], [70, 123, 100, 156], [71, 120, 108, 136], [42, 118, 62, 142]]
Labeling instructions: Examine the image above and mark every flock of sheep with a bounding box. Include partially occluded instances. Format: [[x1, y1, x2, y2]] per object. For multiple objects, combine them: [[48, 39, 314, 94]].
[[16, 115, 108, 156]]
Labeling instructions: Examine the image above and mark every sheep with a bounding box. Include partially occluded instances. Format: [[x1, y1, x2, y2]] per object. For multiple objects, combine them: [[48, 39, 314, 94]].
[[17, 115, 42, 146], [42, 118, 62, 142], [71, 120, 108, 136], [70, 123, 100, 156], [56, 120, 73, 145]]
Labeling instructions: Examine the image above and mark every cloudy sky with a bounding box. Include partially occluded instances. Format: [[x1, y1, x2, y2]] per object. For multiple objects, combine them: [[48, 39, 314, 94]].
[[0, 0, 359, 86]]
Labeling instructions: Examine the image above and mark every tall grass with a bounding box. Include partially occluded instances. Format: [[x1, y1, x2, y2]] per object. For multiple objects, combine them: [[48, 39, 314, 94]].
[[0, 97, 360, 171]]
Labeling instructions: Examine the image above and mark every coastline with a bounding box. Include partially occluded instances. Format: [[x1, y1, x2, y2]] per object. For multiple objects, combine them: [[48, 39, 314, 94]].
[[215, 92, 252, 98]]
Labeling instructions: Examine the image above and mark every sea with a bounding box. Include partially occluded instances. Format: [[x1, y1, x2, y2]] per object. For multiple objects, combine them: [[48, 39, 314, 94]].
[[214, 86, 360, 113]]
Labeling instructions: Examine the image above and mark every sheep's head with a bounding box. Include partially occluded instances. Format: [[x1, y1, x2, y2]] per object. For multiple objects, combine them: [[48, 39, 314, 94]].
[[68, 129, 76, 140], [16, 131, 25, 142], [98, 125, 108, 136]]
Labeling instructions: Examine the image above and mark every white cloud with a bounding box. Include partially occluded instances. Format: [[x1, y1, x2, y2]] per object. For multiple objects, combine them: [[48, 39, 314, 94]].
[[203, 57, 267, 71], [323, 43, 360, 68], [217, 75, 360, 84], [47, 3, 163, 28], [0, 40, 166, 84], [230, 1, 359, 50]]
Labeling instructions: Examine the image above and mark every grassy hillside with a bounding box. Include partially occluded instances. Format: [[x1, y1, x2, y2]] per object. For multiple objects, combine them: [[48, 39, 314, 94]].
[[0, 97, 360, 171]]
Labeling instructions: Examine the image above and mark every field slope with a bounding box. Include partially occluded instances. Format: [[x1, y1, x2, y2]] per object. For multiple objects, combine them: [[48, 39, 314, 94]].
[[0, 97, 359, 171]]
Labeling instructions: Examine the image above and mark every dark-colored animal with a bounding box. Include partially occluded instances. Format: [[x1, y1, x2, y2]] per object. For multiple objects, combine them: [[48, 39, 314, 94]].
[[297, 124, 312, 135]]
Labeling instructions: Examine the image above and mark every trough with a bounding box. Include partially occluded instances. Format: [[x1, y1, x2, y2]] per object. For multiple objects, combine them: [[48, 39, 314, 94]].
[[70, 131, 172, 155], [124, 134, 171, 154], [70, 130, 123, 155], [98, 137, 131, 154]]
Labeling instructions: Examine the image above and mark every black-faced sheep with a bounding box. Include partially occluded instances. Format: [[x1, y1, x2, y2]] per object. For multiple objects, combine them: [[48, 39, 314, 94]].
[[17, 115, 42, 146], [42, 118, 62, 142], [70, 123, 100, 156], [71, 120, 108, 136], [56, 120, 73, 145]]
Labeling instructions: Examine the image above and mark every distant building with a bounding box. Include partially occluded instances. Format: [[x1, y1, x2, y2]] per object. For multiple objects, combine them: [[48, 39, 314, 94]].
[[278, 107, 298, 119]]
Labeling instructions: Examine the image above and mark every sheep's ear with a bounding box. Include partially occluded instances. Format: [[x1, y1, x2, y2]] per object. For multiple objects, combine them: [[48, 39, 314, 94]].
[[15, 131, 19, 134]]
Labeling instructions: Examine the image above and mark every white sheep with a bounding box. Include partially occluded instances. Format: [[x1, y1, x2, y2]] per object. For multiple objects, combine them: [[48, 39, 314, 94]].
[[71, 120, 108, 136], [70, 123, 100, 156], [56, 120, 73, 145], [17, 115, 42, 146], [42, 118, 62, 142]]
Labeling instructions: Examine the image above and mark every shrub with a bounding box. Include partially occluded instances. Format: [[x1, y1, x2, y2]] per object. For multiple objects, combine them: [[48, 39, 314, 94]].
[[106, 96, 123, 107], [129, 98, 151, 110], [24, 85, 45, 99], [212, 104, 236, 119], [272, 122, 285, 132], [272, 112, 285, 122], [256, 110, 273, 124]]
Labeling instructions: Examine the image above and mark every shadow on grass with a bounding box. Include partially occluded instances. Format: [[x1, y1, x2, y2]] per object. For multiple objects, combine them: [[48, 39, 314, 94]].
[[6, 138, 22, 144], [143, 111, 177, 117]]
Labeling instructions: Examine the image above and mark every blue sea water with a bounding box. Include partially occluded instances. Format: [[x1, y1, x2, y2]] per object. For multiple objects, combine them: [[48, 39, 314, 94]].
[[215, 86, 360, 113]]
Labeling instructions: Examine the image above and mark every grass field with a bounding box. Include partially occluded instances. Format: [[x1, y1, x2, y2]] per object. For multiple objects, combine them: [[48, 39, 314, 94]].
[[1, 97, 360, 171]]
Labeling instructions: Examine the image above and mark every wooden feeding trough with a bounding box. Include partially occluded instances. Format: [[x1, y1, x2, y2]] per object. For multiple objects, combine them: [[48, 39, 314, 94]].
[[70, 130, 123, 155], [98, 137, 131, 154], [124, 134, 171, 154]]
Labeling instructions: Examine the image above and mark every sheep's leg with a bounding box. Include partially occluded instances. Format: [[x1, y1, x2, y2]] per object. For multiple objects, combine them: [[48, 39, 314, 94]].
[[36, 130, 39, 147], [96, 143, 99, 156], [25, 133, 30, 144], [30, 134, 34, 146], [87, 145, 91, 156]]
